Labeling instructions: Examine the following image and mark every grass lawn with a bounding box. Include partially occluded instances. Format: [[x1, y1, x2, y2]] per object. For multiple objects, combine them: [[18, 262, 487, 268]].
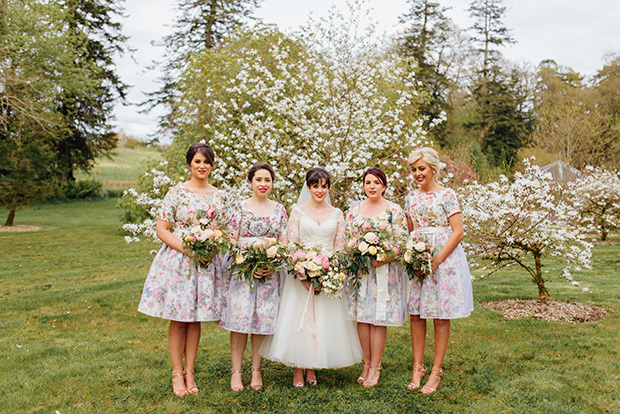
[[74, 148, 162, 193], [1, 200, 619, 413]]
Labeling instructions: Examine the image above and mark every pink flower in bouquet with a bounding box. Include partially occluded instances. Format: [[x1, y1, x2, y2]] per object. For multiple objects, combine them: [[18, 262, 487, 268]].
[[294, 262, 306, 278], [317, 254, 330, 269], [392, 245, 401, 255], [292, 250, 306, 261], [205, 206, 216, 218]]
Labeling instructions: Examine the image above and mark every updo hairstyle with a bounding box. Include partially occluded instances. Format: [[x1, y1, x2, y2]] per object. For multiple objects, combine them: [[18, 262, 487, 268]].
[[248, 162, 275, 182], [186, 142, 215, 166], [407, 147, 441, 177], [362, 167, 388, 196], [306, 167, 331, 188]]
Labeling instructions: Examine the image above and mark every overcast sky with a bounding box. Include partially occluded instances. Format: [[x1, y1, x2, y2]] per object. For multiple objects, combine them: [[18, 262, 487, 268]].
[[113, 0, 620, 141]]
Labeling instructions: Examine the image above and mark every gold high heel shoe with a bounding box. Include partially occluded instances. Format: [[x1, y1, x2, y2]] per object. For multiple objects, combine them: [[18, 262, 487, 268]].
[[357, 361, 370, 384], [183, 369, 199, 394], [230, 369, 244, 392], [420, 368, 443, 394], [408, 364, 427, 390], [172, 371, 188, 397]]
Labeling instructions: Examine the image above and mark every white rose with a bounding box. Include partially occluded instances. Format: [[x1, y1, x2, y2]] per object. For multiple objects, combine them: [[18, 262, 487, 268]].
[[414, 242, 426, 252], [404, 252, 413, 263], [363, 232, 378, 243], [358, 241, 369, 253], [266, 245, 278, 258], [307, 250, 317, 260]]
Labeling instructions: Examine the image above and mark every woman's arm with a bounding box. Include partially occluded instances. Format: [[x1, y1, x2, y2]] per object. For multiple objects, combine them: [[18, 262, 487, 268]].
[[430, 212, 464, 271], [156, 219, 184, 253]]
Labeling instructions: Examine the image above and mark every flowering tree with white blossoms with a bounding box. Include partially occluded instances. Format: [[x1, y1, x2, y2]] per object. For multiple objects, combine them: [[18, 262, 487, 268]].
[[459, 159, 592, 303], [121, 1, 434, 242], [573, 166, 620, 241]]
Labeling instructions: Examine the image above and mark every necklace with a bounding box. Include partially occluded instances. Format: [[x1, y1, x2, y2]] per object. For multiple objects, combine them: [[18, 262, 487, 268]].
[[309, 205, 329, 215]]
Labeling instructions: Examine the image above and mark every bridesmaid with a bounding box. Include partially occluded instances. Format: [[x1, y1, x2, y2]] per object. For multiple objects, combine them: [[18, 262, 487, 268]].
[[404, 147, 474, 394], [219, 163, 288, 392], [345, 168, 408, 387], [138, 142, 228, 397]]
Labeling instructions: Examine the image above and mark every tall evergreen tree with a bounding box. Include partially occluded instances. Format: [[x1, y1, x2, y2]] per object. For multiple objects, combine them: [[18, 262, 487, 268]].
[[398, 0, 454, 145], [147, 0, 261, 139], [53, 0, 129, 181], [468, 0, 514, 75], [468, 65, 533, 168]]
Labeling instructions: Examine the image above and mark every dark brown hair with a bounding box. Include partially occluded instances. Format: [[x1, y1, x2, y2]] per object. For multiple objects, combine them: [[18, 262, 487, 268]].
[[248, 162, 275, 182], [363, 167, 388, 196], [186, 142, 215, 166], [306, 167, 331, 188]]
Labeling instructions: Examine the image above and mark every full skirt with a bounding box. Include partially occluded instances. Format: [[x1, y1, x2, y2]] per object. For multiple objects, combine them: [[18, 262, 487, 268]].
[[138, 244, 223, 322], [259, 274, 362, 369]]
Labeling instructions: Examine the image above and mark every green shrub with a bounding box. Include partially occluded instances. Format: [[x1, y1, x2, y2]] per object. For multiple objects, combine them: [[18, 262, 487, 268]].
[[62, 179, 102, 200]]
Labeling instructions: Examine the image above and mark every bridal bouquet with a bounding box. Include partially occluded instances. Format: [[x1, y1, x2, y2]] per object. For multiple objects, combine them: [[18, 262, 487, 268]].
[[319, 257, 347, 298], [400, 236, 435, 282], [289, 244, 337, 295], [234, 237, 288, 289], [183, 206, 231, 270]]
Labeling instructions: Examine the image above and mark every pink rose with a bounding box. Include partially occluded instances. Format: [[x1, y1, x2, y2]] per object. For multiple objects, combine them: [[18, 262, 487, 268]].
[[392, 246, 401, 255], [292, 250, 306, 261], [317, 254, 330, 269]]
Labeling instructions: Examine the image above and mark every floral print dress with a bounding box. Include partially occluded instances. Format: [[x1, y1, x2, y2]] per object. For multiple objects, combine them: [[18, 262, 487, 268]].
[[218, 201, 288, 335], [138, 183, 228, 322], [404, 188, 474, 319], [345, 201, 409, 326]]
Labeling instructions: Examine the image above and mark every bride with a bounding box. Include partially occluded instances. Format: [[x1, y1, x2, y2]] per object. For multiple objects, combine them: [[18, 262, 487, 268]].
[[259, 168, 362, 387]]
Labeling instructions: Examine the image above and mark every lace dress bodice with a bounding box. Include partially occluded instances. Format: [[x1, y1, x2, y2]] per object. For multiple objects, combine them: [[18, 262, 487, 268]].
[[287, 206, 345, 255]]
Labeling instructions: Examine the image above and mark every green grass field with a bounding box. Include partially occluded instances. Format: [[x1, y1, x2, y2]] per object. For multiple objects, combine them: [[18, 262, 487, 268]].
[[1, 200, 619, 413], [74, 148, 162, 193]]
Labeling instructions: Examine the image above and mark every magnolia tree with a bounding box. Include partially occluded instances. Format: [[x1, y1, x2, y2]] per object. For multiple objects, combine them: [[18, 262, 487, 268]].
[[459, 159, 592, 303], [122, 1, 434, 241], [573, 166, 620, 241]]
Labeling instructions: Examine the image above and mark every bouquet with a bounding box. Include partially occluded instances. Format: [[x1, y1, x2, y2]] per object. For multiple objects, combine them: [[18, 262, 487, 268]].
[[344, 221, 398, 277], [400, 236, 435, 282], [319, 256, 347, 298], [183, 206, 231, 270], [234, 237, 288, 289], [289, 244, 340, 296]]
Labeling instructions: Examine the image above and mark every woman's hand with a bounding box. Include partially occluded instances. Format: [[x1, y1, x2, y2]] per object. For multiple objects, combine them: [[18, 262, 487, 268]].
[[253, 267, 273, 279], [301, 280, 313, 291], [371, 253, 394, 267], [430, 259, 439, 272]]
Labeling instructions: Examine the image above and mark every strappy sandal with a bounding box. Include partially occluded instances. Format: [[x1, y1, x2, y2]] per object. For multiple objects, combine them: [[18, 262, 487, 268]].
[[230, 369, 244, 392], [172, 371, 188, 397], [293, 368, 304, 388], [420, 368, 443, 394], [250, 368, 263, 391], [357, 361, 370, 384], [183, 369, 199, 394], [407, 364, 427, 390], [363, 364, 382, 388], [305, 369, 317, 386]]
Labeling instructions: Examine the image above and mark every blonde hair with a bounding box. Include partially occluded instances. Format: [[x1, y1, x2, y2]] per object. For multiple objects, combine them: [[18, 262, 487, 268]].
[[408, 147, 442, 176]]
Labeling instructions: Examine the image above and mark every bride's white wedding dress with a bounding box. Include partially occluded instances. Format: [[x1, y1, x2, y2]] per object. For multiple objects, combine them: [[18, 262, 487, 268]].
[[259, 206, 362, 369]]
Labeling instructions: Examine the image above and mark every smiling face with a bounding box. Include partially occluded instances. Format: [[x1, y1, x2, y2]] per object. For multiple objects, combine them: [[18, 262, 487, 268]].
[[250, 168, 273, 198], [363, 173, 386, 201], [410, 159, 435, 188], [189, 152, 212, 180], [308, 179, 329, 204]]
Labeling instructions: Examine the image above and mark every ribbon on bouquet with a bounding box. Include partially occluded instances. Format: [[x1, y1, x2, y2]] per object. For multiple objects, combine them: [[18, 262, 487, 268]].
[[297, 286, 318, 366], [375, 264, 389, 322]]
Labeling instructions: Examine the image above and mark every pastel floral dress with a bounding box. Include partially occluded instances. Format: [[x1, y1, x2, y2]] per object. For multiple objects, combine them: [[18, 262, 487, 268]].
[[404, 188, 474, 319], [345, 201, 409, 326], [218, 202, 288, 335], [138, 183, 228, 322]]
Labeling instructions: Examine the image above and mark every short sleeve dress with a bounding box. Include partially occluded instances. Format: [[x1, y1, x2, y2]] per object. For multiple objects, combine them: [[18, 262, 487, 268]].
[[138, 183, 228, 322], [404, 188, 474, 319], [218, 201, 288, 335], [344, 201, 409, 326]]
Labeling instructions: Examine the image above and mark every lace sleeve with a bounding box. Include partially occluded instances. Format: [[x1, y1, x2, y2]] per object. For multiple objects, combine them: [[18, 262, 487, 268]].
[[334, 208, 346, 253], [286, 207, 301, 246]]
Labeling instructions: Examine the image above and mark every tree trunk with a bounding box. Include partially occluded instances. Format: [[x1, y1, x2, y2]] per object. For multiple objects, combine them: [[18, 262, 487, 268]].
[[4, 194, 18, 226], [533, 252, 548, 303]]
